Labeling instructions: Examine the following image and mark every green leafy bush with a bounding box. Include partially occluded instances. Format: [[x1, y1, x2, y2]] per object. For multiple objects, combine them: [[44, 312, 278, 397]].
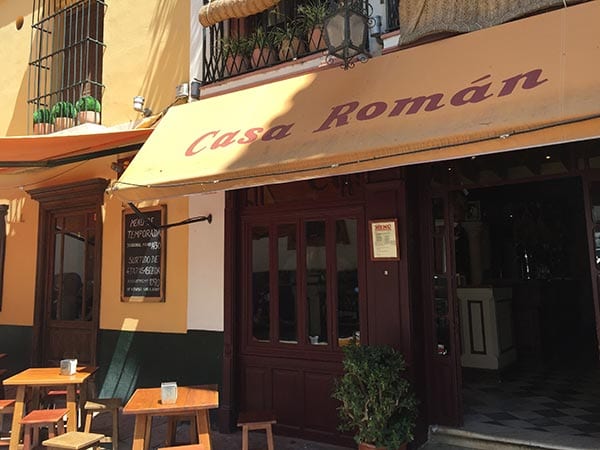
[[75, 95, 101, 112], [297, 0, 329, 30], [332, 342, 418, 448], [33, 108, 52, 124], [51, 101, 77, 119]]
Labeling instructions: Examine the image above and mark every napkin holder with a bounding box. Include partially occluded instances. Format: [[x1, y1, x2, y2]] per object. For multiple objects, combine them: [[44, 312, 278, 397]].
[[59, 359, 77, 376], [161, 381, 178, 404]]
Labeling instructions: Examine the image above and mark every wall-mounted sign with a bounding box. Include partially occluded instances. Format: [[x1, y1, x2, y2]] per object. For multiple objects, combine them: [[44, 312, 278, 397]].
[[122, 206, 166, 302], [369, 219, 399, 261]]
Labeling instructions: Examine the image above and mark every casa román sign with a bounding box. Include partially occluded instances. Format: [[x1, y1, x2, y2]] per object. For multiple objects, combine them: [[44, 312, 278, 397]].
[[184, 68, 548, 155]]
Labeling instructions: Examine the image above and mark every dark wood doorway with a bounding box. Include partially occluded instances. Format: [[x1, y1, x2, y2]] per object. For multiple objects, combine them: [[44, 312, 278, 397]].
[[28, 179, 106, 367]]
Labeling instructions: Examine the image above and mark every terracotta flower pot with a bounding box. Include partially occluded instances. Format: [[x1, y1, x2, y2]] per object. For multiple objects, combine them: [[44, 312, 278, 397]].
[[251, 47, 278, 69], [77, 111, 100, 125], [308, 25, 325, 52], [225, 54, 249, 76], [54, 117, 74, 132], [33, 123, 54, 135], [278, 36, 307, 61]]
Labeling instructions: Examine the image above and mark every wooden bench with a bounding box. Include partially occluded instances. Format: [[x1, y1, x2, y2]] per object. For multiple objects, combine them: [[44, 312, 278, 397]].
[[20, 408, 68, 450], [83, 398, 121, 450], [42, 431, 104, 449], [237, 410, 276, 450]]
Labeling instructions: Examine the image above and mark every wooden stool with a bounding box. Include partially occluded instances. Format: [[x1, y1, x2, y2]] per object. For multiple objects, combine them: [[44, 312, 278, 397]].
[[42, 431, 104, 449], [20, 408, 68, 450], [158, 445, 204, 450], [237, 411, 276, 450], [83, 398, 120, 450], [0, 399, 15, 438]]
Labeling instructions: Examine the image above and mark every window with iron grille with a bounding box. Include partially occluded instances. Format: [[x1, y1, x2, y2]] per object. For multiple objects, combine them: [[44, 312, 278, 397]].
[[27, 0, 106, 134]]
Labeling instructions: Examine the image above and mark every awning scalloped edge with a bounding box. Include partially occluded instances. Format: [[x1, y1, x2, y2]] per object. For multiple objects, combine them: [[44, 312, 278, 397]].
[[198, 0, 281, 27]]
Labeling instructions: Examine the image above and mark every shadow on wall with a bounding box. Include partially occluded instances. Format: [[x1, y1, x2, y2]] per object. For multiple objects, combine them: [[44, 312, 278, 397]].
[[139, 1, 190, 115], [96, 329, 224, 402], [4, 3, 32, 136]]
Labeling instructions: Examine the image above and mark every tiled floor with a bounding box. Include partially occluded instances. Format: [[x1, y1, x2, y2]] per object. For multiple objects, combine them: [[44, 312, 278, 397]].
[[463, 360, 600, 442]]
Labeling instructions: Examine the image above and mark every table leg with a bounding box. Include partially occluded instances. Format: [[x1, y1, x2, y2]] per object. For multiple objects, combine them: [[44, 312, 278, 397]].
[[66, 385, 77, 432], [195, 410, 212, 450], [8, 386, 25, 450], [131, 414, 148, 450]]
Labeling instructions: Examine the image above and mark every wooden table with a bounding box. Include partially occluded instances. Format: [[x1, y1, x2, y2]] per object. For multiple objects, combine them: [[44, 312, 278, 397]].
[[2, 366, 97, 450], [123, 385, 218, 450]]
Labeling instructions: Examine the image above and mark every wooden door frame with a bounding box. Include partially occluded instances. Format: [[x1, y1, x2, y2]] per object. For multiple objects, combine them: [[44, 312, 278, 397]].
[[28, 178, 107, 367], [580, 169, 600, 360]]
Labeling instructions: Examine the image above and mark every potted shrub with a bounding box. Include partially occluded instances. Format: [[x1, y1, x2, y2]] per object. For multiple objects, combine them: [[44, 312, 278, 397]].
[[249, 26, 278, 68], [32, 108, 54, 135], [51, 101, 76, 131], [332, 342, 418, 450], [75, 95, 101, 124], [272, 20, 307, 61], [221, 35, 252, 76], [297, 0, 329, 51]]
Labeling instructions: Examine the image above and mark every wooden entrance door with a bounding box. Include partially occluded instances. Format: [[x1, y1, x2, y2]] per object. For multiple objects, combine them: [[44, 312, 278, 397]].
[[29, 179, 106, 367], [421, 174, 463, 426]]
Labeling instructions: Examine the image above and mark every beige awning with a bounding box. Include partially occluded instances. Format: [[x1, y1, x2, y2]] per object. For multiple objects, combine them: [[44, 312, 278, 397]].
[[398, 0, 586, 45], [0, 126, 153, 172], [198, 0, 280, 27], [113, 1, 600, 203]]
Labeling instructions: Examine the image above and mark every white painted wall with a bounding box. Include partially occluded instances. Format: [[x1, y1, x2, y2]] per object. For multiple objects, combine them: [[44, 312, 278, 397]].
[[190, 0, 204, 84], [187, 191, 225, 331]]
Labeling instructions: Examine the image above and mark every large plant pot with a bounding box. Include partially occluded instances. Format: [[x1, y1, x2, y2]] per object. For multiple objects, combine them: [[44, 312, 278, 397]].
[[54, 117, 74, 131], [278, 36, 307, 61], [77, 111, 100, 125], [251, 47, 278, 69], [33, 123, 54, 135], [225, 54, 250, 76], [308, 25, 326, 52]]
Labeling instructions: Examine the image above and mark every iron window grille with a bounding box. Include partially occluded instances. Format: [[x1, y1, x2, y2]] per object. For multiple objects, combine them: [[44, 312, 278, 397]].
[[27, 0, 106, 134]]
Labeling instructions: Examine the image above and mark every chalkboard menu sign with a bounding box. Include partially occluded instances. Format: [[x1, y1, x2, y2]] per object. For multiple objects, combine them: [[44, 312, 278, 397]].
[[122, 206, 166, 302]]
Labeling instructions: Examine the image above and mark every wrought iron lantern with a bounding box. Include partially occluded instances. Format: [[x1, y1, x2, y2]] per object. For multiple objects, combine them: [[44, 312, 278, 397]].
[[323, 0, 370, 69]]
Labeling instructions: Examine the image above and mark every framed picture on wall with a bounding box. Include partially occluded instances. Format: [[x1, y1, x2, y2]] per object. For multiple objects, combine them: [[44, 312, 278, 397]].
[[465, 201, 481, 221], [369, 219, 400, 261]]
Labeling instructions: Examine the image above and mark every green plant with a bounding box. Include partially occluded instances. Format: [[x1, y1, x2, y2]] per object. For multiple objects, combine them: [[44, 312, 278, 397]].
[[249, 26, 277, 49], [221, 35, 252, 57], [271, 20, 303, 47], [297, 0, 329, 30], [33, 108, 52, 124], [51, 101, 76, 119], [75, 95, 101, 112], [332, 342, 418, 449]]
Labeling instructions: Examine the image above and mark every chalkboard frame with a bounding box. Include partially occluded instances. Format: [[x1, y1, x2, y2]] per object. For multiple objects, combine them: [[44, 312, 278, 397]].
[[121, 205, 166, 302]]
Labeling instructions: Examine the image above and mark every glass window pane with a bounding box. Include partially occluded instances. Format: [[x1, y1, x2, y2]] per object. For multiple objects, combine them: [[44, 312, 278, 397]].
[[252, 226, 270, 342], [306, 220, 327, 345], [278, 224, 297, 343], [336, 219, 359, 345]]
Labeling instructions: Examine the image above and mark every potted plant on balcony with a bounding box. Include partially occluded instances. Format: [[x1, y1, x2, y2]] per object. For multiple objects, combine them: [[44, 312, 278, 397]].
[[332, 342, 418, 450], [51, 101, 76, 131], [249, 26, 278, 69], [32, 107, 54, 135], [272, 20, 307, 61], [221, 35, 252, 76], [75, 95, 101, 124], [297, 0, 329, 51]]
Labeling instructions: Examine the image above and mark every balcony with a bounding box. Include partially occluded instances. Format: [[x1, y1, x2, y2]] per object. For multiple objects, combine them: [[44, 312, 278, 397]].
[[200, 0, 373, 85]]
